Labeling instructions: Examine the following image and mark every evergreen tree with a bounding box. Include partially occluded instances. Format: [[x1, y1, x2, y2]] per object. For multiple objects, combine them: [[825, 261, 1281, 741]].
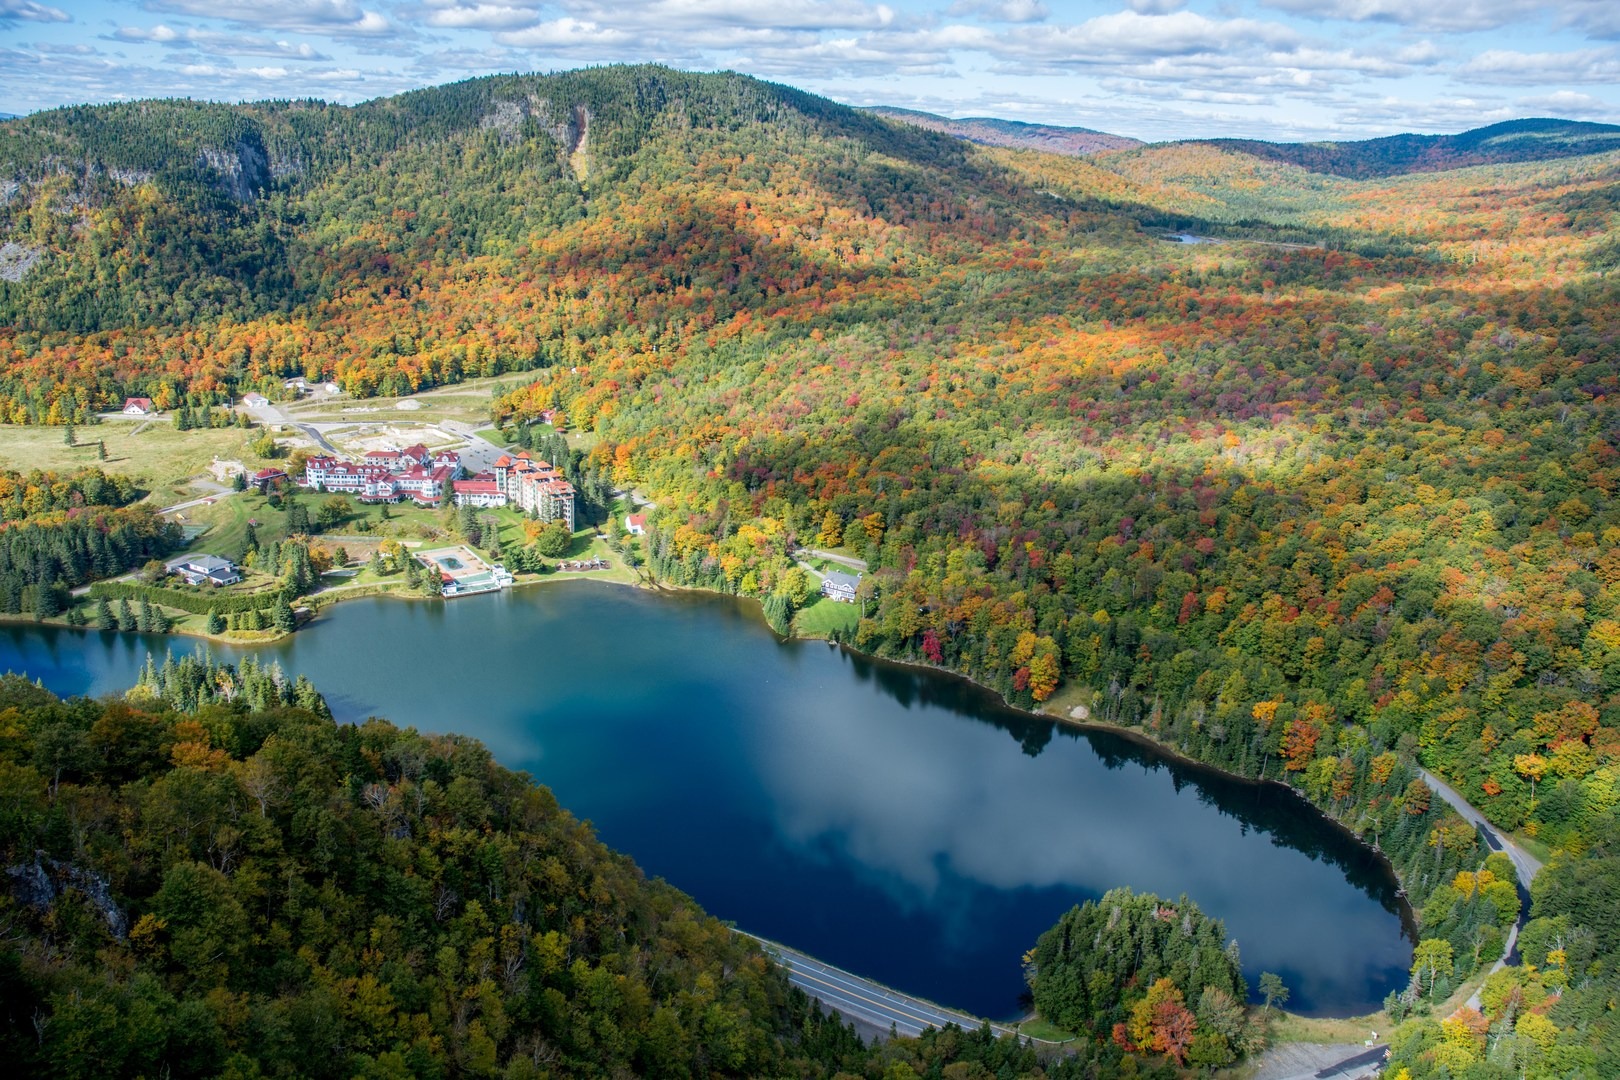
[[206, 608, 225, 635], [232, 470, 247, 492], [117, 597, 136, 632], [97, 441, 107, 460], [272, 597, 296, 633], [62, 422, 75, 446], [137, 599, 156, 633], [94, 596, 115, 630]]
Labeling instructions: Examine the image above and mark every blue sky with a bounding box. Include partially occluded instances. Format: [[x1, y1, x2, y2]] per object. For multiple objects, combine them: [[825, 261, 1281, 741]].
[[3, 0, 1618, 140]]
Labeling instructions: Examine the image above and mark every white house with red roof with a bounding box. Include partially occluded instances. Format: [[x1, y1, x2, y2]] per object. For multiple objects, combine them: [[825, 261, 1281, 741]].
[[301, 444, 462, 504], [452, 477, 507, 508], [123, 397, 154, 416], [625, 513, 647, 535]]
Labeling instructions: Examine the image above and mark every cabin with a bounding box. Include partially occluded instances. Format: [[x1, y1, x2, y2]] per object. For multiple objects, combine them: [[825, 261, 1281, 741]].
[[167, 554, 242, 587], [122, 397, 153, 416], [284, 377, 308, 394], [821, 569, 862, 603], [250, 467, 287, 493], [242, 393, 269, 408], [625, 513, 647, 536]]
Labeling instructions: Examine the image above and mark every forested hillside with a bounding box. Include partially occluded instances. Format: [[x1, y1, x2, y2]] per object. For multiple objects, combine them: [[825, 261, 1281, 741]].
[[2, 67, 1619, 1070], [0, 674, 1172, 1078], [864, 108, 1141, 156], [1197, 118, 1620, 179]]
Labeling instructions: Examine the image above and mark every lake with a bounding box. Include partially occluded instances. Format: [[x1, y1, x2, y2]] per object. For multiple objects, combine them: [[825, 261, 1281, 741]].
[[0, 581, 1413, 1019]]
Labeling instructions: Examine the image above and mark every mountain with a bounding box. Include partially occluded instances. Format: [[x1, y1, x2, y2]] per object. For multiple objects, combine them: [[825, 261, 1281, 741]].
[[1196, 117, 1620, 178], [864, 106, 1141, 155], [0, 70, 1617, 963]]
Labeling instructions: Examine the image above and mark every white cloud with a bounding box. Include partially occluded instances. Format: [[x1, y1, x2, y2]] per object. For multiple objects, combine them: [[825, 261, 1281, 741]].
[[493, 17, 644, 51], [113, 25, 333, 60], [142, 0, 393, 36], [946, 0, 1049, 23], [1259, 0, 1542, 32], [1125, 0, 1188, 13], [1394, 39, 1442, 64], [562, 0, 898, 32], [0, 0, 67, 23], [1515, 89, 1615, 117], [1458, 47, 1620, 85], [979, 10, 1301, 65], [416, 1, 547, 31]]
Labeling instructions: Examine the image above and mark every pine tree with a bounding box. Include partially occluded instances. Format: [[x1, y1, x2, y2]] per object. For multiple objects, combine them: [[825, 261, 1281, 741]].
[[272, 597, 296, 633], [94, 596, 115, 630], [63, 422, 76, 446], [207, 608, 225, 635], [137, 599, 156, 633], [117, 597, 136, 632], [97, 441, 107, 461]]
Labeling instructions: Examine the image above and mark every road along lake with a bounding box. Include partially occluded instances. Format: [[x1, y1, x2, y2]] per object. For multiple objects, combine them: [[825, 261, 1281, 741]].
[[1, 580, 1414, 1019]]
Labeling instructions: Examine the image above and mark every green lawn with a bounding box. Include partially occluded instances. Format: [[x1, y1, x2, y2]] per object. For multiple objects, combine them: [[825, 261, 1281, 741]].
[[0, 423, 253, 506], [793, 596, 862, 639], [1013, 1018, 1079, 1044]]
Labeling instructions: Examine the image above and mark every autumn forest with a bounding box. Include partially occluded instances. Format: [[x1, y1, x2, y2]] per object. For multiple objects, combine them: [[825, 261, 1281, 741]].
[[1, 66, 1618, 1077]]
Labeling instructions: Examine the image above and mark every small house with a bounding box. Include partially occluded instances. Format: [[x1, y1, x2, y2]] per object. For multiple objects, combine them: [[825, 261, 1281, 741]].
[[123, 397, 153, 416], [821, 569, 862, 603], [250, 467, 286, 493], [167, 554, 242, 587], [284, 377, 308, 394], [324, 381, 341, 394], [242, 393, 269, 408], [625, 513, 647, 536]]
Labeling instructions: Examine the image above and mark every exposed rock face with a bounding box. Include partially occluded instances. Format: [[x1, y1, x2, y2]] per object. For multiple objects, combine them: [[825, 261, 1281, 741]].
[[196, 134, 271, 202], [6, 853, 129, 940], [0, 240, 43, 283], [479, 100, 524, 144]]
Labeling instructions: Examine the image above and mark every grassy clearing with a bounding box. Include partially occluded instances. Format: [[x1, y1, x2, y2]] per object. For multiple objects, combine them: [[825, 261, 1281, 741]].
[[1039, 682, 1095, 719], [1266, 1008, 1387, 1046], [0, 423, 253, 505], [793, 596, 861, 639], [1012, 1018, 1078, 1043]]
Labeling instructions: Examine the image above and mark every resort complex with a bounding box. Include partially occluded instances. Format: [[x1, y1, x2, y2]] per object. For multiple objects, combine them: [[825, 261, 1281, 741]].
[[299, 445, 575, 529]]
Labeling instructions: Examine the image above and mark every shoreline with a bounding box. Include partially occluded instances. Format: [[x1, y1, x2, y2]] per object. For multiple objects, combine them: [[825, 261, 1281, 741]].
[[6, 571, 1478, 1032]]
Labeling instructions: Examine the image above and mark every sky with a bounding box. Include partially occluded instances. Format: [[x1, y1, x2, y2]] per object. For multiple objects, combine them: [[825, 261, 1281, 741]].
[[2, 0, 1618, 141]]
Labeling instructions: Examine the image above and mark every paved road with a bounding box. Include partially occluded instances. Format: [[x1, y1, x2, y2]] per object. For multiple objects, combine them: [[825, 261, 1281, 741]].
[[1417, 767, 1543, 886], [1417, 766, 1542, 1011], [740, 933, 1044, 1043], [794, 547, 869, 572], [246, 400, 340, 455], [437, 419, 510, 474], [1311, 1045, 1387, 1080], [158, 492, 231, 515]]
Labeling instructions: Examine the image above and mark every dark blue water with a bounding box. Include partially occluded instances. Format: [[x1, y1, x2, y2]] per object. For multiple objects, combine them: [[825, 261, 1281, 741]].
[[0, 582, 1413, 1018]]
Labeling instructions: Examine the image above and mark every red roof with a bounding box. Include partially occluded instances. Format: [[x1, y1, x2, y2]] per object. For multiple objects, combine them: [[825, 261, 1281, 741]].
[[494, 454, 513, 468], [401, 443, 428, 459], [454, 480, 500, 494], [364, 450, 395, 460], [627, 513, 647, 528], [253, 468, 285, 481], [124, 397, 153, 410]]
